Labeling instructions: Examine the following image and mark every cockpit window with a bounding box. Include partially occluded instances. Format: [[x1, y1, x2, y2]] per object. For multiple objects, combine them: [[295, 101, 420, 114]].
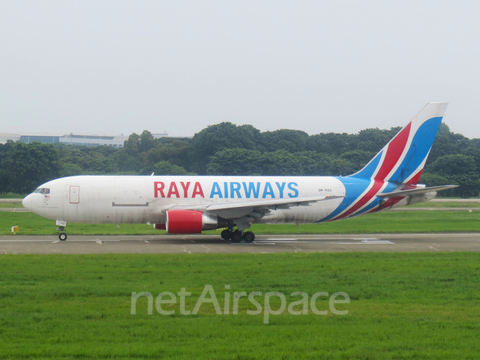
[[33, 188, 50, 194]]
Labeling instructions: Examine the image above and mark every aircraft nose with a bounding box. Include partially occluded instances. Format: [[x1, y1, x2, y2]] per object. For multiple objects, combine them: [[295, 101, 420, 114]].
[[22, 194, 32, 211]]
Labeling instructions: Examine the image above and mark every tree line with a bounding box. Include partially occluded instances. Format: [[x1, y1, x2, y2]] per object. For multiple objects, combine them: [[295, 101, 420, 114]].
[[1, 122, 479, 197]]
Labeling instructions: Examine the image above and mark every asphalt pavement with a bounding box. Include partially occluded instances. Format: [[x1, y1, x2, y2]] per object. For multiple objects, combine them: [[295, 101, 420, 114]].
[[1, 233, 480, 254]]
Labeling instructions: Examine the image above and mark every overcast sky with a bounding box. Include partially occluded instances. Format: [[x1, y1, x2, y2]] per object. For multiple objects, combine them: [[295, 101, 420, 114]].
[[1, 1, 479, 138]]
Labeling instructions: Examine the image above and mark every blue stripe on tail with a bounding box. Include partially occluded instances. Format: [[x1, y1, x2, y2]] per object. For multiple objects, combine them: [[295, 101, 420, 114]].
[[389, 117, 443, 184], [350, 151, 383, 179]]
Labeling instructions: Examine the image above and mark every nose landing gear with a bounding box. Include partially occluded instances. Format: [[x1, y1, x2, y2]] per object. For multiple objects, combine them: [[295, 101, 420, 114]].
[[58, 232, 67, 241], [56, 220, 68, 241]]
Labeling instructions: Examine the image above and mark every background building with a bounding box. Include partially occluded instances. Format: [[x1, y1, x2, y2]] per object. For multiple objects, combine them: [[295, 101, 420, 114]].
[[0, 133, 20, 144], [0, 132, 168, 147]]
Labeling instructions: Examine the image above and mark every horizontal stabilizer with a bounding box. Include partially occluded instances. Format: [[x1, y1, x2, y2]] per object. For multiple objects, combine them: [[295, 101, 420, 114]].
[[377, 185, 459, 198]]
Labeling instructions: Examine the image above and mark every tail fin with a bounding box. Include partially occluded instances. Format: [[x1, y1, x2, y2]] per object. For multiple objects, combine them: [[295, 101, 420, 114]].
[[351, 102, 448, 185]]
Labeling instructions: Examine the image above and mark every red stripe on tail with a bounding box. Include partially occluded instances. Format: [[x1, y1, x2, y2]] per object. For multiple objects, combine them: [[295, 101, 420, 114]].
[[374, 123, 411, 181], [334, 179, 385, 220], [406, 169, 423, 185]]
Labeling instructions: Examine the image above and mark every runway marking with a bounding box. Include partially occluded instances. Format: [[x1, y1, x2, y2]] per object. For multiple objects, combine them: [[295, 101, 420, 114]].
[[0, 240, 54, 242], [254, 239, 394, 245], [255, 241, 312, 244], [319, 241, 394, 245], [57, 239, 122, 242], [230, 242, 275, 245], [289, 244, 303, 252], [361, 240, 394, 244], [0, 239, 123, 243], [8, 239, 124, 243]]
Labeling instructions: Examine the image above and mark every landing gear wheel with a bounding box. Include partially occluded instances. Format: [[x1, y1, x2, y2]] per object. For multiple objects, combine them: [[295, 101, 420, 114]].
[[232, 230, 243, 242], [221, 230, 232, 240], [59, 233, 67, 241], [243, 231, 255, 243]]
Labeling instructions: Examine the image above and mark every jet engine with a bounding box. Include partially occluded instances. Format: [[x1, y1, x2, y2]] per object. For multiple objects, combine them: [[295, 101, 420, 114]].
[[163, 210, 228, 234]]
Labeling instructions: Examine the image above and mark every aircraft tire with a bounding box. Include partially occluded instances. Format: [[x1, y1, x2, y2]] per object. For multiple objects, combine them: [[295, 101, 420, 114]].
[[243, 231, 255, 243], [221, 230, 232, 240], [231, 230, 243, 242], [59, 233, 67, 241]]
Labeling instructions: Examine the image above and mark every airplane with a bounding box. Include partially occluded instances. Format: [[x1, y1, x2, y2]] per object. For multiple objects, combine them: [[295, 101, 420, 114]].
[[22, 102, 457, 242]]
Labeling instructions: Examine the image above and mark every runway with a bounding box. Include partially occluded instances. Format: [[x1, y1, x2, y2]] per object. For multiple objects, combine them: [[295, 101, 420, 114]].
[[1, 233, 480, 254]]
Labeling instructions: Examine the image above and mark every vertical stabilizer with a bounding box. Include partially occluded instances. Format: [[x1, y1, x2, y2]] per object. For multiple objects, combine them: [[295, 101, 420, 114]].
[[351, 102, 448, 185]]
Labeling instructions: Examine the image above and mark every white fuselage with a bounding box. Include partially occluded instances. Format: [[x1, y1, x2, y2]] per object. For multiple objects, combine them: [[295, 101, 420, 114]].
[[22, 175, 346, 225]]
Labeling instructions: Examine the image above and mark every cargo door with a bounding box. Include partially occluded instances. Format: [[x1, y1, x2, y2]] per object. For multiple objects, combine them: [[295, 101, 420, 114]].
[[69, 186, 80, 204]]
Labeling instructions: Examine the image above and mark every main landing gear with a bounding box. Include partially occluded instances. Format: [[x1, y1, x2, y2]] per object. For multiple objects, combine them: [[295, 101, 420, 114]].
[[221, 228, 255, 243]]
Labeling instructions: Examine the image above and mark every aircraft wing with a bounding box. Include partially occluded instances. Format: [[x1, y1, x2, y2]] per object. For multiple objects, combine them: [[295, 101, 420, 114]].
[[377, 185, 459, 198], [168, 195, 344, 219]]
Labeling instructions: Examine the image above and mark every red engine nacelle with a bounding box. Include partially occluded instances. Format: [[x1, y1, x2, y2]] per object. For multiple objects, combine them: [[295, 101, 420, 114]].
[[163, 210, 228, 234], [166, 210, 203, 234]]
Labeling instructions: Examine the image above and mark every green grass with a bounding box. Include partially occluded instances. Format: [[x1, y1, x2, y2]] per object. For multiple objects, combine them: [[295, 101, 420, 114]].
[[0, 202, 24, 208], [0, 253, 479, 359], [0, 192, 25, 199], [2, 211, 480, 236], [410, 202, 480, 208]]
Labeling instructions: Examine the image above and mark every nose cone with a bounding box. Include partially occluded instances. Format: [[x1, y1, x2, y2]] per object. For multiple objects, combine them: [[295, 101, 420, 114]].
[[22, 194, 32, 211]]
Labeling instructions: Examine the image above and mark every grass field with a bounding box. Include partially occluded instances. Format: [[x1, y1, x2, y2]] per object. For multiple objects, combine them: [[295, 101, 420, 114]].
[[0, 193, 25, 199], [0, 203, 24, 208], [410, 202, 480, 208], [1, 211, 480, 236], [1, 253, 479, 359]]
